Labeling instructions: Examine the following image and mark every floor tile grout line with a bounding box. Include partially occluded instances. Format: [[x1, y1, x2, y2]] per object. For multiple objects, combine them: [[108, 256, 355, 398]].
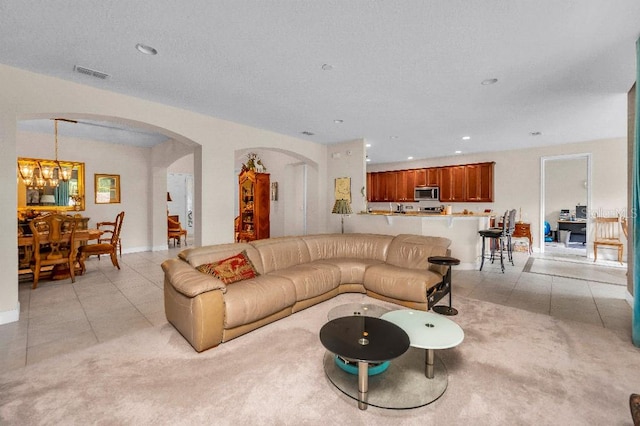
[[106, 269, 156, 327], [71, 273, 101, 349], [586, 281, 606, 329]]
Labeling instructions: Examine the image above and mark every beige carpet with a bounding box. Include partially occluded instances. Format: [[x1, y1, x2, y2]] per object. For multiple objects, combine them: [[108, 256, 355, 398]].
[[524, 257, 627, 285], [1, 293, 638, 425]]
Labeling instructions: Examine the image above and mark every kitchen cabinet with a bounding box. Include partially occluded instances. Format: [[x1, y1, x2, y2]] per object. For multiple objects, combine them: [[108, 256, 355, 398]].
[[414, 169, 427, 187], [238, 170, 270, 242], [465, 162, 494, 202], [382, 171, 398, 201], [426, 168, 440, 186], [397, 170, 416, 201], [439, 166, 466, 202], [367, 162, 493, 203]]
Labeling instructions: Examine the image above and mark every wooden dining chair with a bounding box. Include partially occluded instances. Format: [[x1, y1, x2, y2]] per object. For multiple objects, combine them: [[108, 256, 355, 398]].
[[77, 211, 125, 274], [168, 215, 187, 247], [593, 214, 624, 264], [29, 213, 78, 289], [96, 216, 123, 258]]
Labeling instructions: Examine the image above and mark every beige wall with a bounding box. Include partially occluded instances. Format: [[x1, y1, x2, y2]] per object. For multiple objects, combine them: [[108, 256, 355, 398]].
[[327, 139, 367, 233]]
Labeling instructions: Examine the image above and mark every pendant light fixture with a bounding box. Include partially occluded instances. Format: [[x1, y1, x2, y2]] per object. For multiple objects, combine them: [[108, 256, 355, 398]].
[[17, 118, 76, 188]]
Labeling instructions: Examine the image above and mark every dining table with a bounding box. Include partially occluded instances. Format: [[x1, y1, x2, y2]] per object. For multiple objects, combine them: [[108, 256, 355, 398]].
[[18, 228, 103, 277]]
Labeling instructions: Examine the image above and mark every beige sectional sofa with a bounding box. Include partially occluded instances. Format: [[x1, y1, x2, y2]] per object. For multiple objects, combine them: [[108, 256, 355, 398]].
[[161, 233, 452, 352]]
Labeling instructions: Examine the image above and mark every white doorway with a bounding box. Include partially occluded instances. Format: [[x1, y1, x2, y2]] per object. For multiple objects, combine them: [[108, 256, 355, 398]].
[[168, 173, 194, 237], [540, 154, 591, 257]]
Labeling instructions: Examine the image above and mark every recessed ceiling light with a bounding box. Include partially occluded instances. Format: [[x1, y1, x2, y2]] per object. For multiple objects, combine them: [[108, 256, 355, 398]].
[[455, 150, 462, 154], [481, 78, 498, 85], [462, 136, 471, 140], [365, 143, 371, 148], [530, 131, 542, 136], [334, 119, 343, 124], [407, 156, 413, 160], [321, 64, 333, 71], [135, 43, 158, 55], [390, 136, 398, 139], [366, 158, 371, 162]]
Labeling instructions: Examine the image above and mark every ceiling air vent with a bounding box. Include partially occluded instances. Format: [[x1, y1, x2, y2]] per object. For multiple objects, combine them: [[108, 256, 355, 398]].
[[301, 131, 314, 136], [74, 65, 110, 80]]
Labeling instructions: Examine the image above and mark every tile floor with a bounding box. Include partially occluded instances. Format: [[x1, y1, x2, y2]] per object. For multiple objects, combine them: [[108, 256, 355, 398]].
[[0, 244, 633, 374]]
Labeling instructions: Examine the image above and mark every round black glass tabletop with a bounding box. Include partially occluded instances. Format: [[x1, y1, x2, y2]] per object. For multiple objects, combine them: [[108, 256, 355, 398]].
[[319, 316, 409, 363]]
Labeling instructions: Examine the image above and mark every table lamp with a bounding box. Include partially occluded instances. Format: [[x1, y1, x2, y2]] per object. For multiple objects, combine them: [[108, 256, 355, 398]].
[[40, 195, 56, 205], [332, 199, 352, 234]]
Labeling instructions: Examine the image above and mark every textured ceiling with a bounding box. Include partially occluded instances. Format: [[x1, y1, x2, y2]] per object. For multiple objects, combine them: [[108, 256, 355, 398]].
[[2, 1, 639, 163]]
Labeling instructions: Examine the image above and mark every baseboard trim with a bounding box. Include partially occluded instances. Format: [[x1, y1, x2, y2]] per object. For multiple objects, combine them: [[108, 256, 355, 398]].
[[625, 290, 634, 309], [0, 302, 20, 325]]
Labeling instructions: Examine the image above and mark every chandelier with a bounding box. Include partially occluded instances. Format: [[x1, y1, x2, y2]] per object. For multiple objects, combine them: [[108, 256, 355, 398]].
[[17, 118, 75, 188]]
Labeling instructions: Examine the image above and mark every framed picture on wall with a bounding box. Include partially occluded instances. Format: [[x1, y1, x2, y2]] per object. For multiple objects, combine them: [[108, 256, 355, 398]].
[[334, 177, 351, 203], [95, 174, 121, 204]]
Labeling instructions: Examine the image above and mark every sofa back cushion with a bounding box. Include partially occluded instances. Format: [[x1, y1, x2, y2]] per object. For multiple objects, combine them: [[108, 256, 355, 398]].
[[179, 243, 265, 274], [250, 236, 311, 274], [302, 233, 392, 262], [386, 234, 451, 274]]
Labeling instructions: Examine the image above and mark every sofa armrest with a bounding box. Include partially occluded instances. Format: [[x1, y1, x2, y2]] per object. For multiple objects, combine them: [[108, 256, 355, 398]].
[[161, 258, 227, 297]]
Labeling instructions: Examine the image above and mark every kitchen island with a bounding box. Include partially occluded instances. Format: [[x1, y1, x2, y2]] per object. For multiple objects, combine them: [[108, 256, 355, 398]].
[[346, 212, 492, 270]]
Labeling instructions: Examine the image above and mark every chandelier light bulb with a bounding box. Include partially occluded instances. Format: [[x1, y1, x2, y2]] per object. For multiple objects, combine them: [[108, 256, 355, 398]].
[[40, 164, 54, 180], [19, 163, 35, 179], [60, 166, 72, 181]]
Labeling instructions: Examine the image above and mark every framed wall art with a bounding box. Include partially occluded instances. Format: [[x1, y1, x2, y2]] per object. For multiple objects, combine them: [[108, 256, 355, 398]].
[[334, 177, 351, 202], [95, 174, 121, 204]]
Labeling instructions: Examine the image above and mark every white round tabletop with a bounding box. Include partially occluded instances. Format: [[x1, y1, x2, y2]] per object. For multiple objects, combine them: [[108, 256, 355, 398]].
[[381, 310, 464, 350]]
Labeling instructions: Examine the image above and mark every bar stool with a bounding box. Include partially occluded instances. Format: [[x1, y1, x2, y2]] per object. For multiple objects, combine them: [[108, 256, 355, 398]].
[[479, 210, 508, 273], [428, 256, 461, 316]]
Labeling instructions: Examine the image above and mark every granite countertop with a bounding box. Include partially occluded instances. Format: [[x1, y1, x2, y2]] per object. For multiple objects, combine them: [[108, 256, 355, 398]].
[[361, 211, 493, 217]]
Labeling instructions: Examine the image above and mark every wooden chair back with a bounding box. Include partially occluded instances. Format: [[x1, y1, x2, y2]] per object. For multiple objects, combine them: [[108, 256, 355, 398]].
[[594, 215, 622, 242], [593, 214, 624, 264], [28, 213, 78, 288], [97, 211, 124, 254]]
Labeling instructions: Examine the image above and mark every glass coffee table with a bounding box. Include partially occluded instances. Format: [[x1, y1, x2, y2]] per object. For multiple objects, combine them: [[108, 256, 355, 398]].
[[320, 303, 461, 409], [327, 302, 390, 321], [381, 310, 464, 379], [320, 316, 410, 410]]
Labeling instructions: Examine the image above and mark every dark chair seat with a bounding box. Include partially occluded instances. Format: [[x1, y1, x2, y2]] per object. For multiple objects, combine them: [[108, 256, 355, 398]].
[[478, 211, 514, 273]]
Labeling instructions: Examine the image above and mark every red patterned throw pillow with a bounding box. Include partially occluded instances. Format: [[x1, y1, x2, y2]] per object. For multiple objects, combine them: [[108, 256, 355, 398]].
[[196, 250, 259, 284]]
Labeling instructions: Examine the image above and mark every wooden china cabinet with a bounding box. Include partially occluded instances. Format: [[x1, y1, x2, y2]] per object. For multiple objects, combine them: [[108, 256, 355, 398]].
[[238, 170, 270, 242]]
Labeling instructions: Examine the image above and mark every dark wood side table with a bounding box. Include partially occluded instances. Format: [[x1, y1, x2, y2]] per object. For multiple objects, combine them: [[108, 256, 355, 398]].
[[512, 222, 533, 253]]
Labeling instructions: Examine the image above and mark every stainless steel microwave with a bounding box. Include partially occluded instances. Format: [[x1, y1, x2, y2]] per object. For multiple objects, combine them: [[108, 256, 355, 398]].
[[414, 186, 439, 201]]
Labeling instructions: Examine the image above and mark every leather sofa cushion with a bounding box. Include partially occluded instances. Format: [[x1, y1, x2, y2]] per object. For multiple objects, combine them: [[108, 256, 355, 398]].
[[179, 243, 265, 274], [269, 262, 341, 301], [251, 237, 311, 274], [364, 264, 445, 303], [313, 258, 384, 284], [161, 258, 227, 298], [223, 274, 297, 328], [301, 233, 392, 262], [385, 234, 451, 274]]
